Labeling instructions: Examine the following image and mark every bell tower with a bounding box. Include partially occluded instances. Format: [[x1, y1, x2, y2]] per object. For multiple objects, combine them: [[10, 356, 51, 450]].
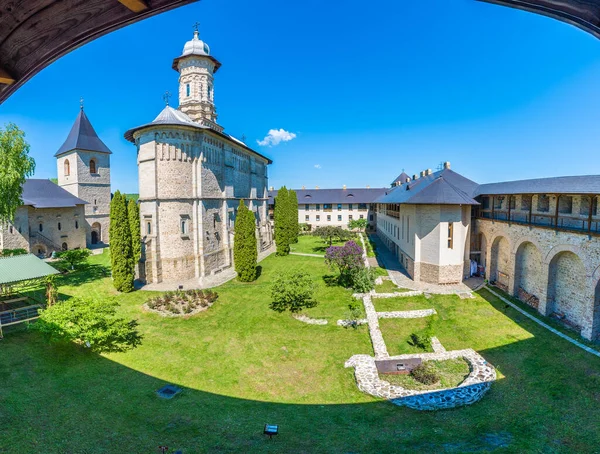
[[173, 25, 223, 133]]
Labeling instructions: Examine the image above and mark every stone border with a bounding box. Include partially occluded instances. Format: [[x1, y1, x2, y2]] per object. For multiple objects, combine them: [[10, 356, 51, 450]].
[[292, 314, 328, 325], [345, 349, 495, 411], [430, 336, 446, 353], [337, 319, 368, 327], [377, 309, 437, 319], [372, 291, 423, 298]]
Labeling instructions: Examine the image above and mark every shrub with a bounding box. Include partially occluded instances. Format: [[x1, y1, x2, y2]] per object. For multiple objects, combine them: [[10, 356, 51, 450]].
[[270, 270, 317, 313], [32, 298, 142, 353], [410, 362, 440, 385], [345, 301, 363, 328], [408, 332, 431, 350], [145, 289, 218, 316], [1, 248, 28, 256], [234, 200, 258, 282], [45, 275, 58, 307], [56, 248, 91, 270], [348, 267, 375, 293], [348, 218, 368, 231]]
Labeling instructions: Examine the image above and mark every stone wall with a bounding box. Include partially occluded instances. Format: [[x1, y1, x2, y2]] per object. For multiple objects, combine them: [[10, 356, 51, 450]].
[[475, 218, 600, 340]]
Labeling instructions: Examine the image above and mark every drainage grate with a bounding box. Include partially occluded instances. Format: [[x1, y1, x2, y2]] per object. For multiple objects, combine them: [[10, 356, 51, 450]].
[[156, 384, 183, 399]]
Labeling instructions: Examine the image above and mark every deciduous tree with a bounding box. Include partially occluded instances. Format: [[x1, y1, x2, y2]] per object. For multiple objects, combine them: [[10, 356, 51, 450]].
[[0, 123, 35, 223], [270, 270, 317, 313], [312, 226, 351, 246]]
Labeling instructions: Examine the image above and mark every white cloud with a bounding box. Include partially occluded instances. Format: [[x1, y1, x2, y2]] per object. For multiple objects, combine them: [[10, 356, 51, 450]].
[[257, 128, 297, 147], [314, 164, 322, 169]]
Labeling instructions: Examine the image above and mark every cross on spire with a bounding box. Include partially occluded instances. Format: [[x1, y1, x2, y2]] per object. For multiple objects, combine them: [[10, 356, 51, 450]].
[[163, 91, 171, 106], [193, 21, 200, 37], [80, 96, 84, 110]]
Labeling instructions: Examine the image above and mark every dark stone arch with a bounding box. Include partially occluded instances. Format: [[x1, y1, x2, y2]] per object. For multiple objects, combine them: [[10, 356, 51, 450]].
[[547, 250, 587, 332], [514, 241, 543, 309], [490, 235, 511, 289]]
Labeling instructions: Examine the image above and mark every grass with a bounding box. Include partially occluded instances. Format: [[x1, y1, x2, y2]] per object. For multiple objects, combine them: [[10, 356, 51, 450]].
[[380, 358, 470, 391], [379, 317, 435, 355], [372, 295, 432, 312], [2, 250, 600, 452], [373, 280, 410, 294], [290, 235, 345, 255], [363, 233, 377, 258]]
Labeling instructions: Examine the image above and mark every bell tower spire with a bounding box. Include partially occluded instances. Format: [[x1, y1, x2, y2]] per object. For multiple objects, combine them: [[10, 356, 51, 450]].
[[172, 24, 223, 132]]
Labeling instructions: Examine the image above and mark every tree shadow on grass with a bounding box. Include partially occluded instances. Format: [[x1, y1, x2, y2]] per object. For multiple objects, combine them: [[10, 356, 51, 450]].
[[56, 264, 111, 288], [323, 274, 339, 287]]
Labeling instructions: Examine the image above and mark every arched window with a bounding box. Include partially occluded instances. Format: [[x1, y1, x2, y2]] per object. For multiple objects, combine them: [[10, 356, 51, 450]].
[[64, 159, 70, 176], [186, 83, 190, 97], [61, 243, 68, 251], [90, 159, 97, 174], [39, 223, 43, 232], [75, 220, 79, 229]]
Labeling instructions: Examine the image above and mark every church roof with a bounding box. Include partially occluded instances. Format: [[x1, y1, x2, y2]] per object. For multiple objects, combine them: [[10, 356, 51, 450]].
[[375, 168, 480, 205], [21, 179, 87, 209], [268, 187, 387, 205], [475, 175, 600, 196], [392, 172, 411, 185], [55, 109, 112, 157], [124, 106, 272, 164]]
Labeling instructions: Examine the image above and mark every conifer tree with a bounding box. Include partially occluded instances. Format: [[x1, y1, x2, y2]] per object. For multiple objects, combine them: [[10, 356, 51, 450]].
[[109, 191, 135, 292], [127, 198, 141, 263], [288, 189, 299, 244], [234, 200, 258, 282], [274, 186, 290, 256]]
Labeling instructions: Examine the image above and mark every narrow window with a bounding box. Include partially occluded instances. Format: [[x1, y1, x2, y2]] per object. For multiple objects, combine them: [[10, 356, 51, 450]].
[[327, 215, 331, 222], [316, 215, 320, 221], [58, 222, 62, 231], [337, 204, 342, 211], [370, 215, 373, 221], [89, 159, 97, 174], [407, 217, 410, 240], [181, 219, 187, 234], [349, 204, 353, 211], [186, 83, 191, 97], [64, 159, 70, 176], [359, 214, 364, 219], [75, 221, 79, 229], [305, 204, 310, 210], [316, 204, 320, 211], [9, 226, 13, 234], [349, 215, 353, 221], [147, 222, 152, 235], [305, 215, 309, 222], [337, 215, 342, 221], [39, 223, 43, 232], [448, 223, 454, 249]]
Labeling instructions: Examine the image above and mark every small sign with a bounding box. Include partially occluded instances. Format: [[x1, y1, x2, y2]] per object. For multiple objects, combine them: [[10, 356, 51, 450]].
[[264, 424, 279, 439]]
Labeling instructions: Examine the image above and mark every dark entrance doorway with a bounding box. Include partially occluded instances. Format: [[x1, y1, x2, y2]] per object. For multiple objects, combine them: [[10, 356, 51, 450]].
[[91, 231, 99, 245]]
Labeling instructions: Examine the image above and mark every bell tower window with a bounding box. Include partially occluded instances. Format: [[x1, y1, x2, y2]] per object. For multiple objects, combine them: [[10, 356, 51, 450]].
[[186, 84, 191, 97], [90, 159, 97, 174], [64, 159, 70, 176]]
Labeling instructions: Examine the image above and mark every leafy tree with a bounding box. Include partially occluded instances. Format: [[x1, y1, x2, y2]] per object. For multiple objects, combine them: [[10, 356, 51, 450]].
[[0, 123, 36, 223], [56, 249, 91, 270], [109, 191, 135, 292], [234, 200, 258, 282], [348, 218, 368, 232], [288, 189, 299, 244], [325, 240, 374, 292], [127, 199, 141, 263], [274, 186, 290, 256], [270, 270, 317, 313], [33, 297, 142, 353], [312, 226, 351, 246]]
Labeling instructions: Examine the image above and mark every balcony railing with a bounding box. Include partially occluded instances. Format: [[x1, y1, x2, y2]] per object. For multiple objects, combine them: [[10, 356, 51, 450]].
[[476, 209, 600, 235]]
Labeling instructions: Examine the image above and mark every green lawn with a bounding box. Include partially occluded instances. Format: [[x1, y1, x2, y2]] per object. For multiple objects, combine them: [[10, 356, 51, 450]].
[[289, 235, 345, 255], [379, 317, 434, 355], [373, 279, 410, 294], [372, 295, 432, 312], [2, 250, 600, 452]]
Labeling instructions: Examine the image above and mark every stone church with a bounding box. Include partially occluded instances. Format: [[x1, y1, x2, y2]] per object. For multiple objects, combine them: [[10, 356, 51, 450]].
[[125, 30, 273, 284]]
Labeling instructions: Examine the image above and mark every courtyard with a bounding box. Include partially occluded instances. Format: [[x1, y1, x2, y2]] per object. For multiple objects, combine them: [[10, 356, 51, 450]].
[[1, 239, 600, 452]]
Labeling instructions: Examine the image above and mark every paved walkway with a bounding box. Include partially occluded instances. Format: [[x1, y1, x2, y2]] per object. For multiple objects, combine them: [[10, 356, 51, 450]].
[[290, 252, 324, 258], [369, 234, 484, 294], [140, 245, 275, 291]]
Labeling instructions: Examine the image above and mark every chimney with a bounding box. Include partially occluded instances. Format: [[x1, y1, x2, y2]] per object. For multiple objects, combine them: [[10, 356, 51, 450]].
[[406, 177, 411, 183], [443, 161, 451, 169], [366, 185, 370, 189], [269, 186, 274, 191], [420, 171, 425, 177], [315, 186, 319, 190], [413, 174, 418, 180], [427, 168, 432, 175], [301, 185, 305, 190], [343, 184, 347, 190]]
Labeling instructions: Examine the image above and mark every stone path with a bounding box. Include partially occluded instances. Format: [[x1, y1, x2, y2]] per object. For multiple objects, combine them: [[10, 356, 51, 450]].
[[377, 309, 437, 319], [485, 285, 600, 358], [293, 314, 328, 325], [141, 244, 275, 291]]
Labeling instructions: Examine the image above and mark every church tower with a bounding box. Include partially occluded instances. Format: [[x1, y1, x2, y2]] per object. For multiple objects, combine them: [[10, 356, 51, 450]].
[[56, 106, 112, 246], [172, 27, 224, 133]]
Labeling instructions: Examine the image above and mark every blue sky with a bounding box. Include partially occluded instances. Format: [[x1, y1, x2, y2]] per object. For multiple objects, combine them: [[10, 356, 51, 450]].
[[2, 0, 600, 193]]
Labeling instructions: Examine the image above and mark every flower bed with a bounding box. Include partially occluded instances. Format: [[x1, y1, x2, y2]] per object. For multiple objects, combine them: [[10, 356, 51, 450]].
[[144, 289, 218, 317]]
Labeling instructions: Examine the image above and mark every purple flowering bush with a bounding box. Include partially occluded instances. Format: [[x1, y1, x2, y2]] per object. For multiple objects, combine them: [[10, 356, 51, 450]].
[[325, 241, 374, 292]]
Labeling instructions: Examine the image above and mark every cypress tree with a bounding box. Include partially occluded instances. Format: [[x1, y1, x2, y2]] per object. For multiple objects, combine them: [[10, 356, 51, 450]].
[[274, 186, 290, 256], [127, 198, 141, 263], [234, 200, 258, 282], [109, 191, 135, 292], [288, 189, 299, 244]]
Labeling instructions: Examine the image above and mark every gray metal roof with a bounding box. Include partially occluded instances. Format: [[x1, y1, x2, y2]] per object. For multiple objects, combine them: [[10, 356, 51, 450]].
[[376, 169, 480, 205], [0, 254, 59, 285], [269, 188, 387, 205], [476, 175, 600, 196], [22, 179, 87, 209], [124, 106, 272, 163], [55, 109, 112, 157]]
